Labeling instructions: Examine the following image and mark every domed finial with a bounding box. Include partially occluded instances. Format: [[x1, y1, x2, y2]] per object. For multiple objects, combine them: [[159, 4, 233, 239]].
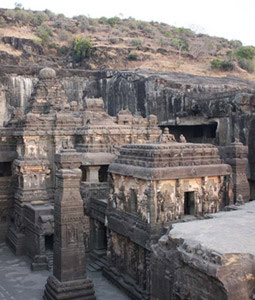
[[39, 67, 56, 79]]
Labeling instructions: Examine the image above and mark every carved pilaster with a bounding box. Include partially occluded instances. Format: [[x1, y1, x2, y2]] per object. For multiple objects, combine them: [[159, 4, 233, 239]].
[[44, 149, 95, 300], [219, 141, 249, 203]]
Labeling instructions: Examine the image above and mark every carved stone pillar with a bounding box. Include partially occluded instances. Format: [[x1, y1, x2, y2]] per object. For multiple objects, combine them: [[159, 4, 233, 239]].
[[86, 166, 100, 182], [6, 136, 51, 255], [44, 149, 95, 300], [219, 141, 249, 203]]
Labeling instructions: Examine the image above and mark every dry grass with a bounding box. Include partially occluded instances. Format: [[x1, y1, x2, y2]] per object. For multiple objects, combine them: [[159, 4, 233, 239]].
[[0, 42, 22, 56], [1, 10, 255, 81], [0, 26, 37, 39]]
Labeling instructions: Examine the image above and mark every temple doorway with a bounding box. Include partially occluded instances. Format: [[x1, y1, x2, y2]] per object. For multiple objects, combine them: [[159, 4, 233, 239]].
[[45, 234, 54, 251], [184, 192, 195, 215]]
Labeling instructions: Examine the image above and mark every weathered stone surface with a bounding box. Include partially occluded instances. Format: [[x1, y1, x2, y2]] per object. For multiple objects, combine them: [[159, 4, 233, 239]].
[[105, 140, 234, 298], [2, 36, 44, 55], [0, 67, 253, 299], [151, 201, 255, 300], [44, 149, 95, 300]]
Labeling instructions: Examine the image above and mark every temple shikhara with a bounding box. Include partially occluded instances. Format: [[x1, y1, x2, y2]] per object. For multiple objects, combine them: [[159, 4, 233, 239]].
[[0, 68, 253, 300]]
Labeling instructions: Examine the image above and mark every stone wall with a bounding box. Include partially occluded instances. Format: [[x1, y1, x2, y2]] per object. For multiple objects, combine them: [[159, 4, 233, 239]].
[[106, 230, 150, 299], [0, 176, 13, 242], [151, 201, 255, 300], [151, 236, 228, 300]]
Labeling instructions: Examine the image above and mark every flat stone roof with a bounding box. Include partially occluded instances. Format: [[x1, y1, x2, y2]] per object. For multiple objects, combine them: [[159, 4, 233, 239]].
[[170, 201, 255, 255]]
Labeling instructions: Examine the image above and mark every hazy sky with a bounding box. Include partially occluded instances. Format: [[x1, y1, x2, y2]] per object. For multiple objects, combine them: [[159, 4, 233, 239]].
[[1, 0, 255, 46]]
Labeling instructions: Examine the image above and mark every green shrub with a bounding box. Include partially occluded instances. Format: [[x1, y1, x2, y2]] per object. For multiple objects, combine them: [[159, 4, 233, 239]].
[[173, 27, 194, 38], [230, 40, 242, 49], [88, 26, 97, 32], [57, 13, 66, 20], [58, 30, 71, 41], [137, 21, 146, 30], [216, 44, 222, 52], [58, 45, 69, 55], [128, 53, 138, 60], [107, 17, 120, 27], [5, 8, 33, 25], [36, 24, 53, 45], [238, 58, 255, 73], [0, 16, 7, 28], [158, 38, 171, 47], [109, 38, 119, 44], [172, 38, 189, 52], [31, 12, 49, 26], [75, 15, 90, 31], [226, 50, 233, 56], [127, 20, 137, 30], [226, 50, 235, 61], [235, 46, 255, 60], [220, 60, 235, 71], [130, 38, 143, 47], [44, 9, 56, 21], [137, 22, 154, 36], [211, 59, 222, 69], [163, 31, 172, 38], [15, 9, 32, 24], [72, 36, 92, 62], [211, 59, 234, 71], [98, 17, 107, 24], [33, 39, 42, 46], [48, 42, 57, 49], [4, 9, 16, 19]]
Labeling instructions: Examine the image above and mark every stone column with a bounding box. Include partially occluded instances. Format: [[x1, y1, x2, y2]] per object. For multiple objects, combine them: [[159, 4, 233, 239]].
[[219, 141, 249, 203], [44, 149, 95, 300], [86, 166, 100, 182]]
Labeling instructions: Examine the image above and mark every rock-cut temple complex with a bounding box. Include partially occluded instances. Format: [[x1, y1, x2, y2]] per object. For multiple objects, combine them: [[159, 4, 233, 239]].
[[0, 67, 254, 300]]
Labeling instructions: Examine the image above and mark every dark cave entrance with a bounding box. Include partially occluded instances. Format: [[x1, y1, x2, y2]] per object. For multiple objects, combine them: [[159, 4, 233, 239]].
[[0, 162, 12, 177], [161, 123, 218, 143], [99, 165, 109, 182], [45, 235, 54, 252], [80, 166, 87, 181], [184, 192, 195, 215]]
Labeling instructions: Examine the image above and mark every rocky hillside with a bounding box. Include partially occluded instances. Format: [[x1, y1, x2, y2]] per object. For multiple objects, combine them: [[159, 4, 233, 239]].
[[1, 6, 255, 80]]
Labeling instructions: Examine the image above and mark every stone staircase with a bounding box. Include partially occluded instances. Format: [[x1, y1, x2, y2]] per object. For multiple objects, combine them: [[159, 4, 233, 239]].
[[45, 249, 108, 272], [87, 255, 108, 272], [46, 251, 53, 270]]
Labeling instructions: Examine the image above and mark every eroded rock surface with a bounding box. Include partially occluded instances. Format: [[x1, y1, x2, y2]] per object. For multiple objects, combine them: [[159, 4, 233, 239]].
[[151, 201, 255, 300]]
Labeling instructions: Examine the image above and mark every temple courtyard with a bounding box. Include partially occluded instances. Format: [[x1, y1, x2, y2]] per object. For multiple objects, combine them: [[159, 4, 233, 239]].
[[0, 201, 255, 299], [0, 243, 129, 300]]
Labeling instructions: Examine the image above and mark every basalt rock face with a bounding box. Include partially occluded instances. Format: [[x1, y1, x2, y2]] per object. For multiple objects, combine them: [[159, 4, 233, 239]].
[[1, 68, 255, 125], [2, 68, 255, 144], [2, 37, 44, 55]]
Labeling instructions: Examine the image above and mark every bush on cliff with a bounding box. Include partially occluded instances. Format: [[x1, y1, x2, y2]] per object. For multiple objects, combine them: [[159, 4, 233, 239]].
[[107, 17, 120, 27], [235, 46, 255, 60], [211, 59, 234, 71], [238, 58, 255, 73], [36, 24, 53, 45], [72, 36, 92, 62], [234, 46, 255, 73]]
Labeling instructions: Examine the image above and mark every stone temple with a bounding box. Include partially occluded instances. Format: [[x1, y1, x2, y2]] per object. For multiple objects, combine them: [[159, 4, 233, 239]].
[[0, 67, 254, 299]]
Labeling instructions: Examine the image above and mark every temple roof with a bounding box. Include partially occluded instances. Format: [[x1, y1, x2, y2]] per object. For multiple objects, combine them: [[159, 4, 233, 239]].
[[109, 142, 231, 180]]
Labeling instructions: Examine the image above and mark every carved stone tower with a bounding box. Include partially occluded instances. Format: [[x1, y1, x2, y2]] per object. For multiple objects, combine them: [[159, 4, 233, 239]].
[[44, 149, 95, 300]]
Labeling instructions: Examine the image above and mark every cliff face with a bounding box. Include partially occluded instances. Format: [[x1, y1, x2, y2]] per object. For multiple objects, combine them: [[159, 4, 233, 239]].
[[1, 67, 255, 122], [1, 67, 255, 193]]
